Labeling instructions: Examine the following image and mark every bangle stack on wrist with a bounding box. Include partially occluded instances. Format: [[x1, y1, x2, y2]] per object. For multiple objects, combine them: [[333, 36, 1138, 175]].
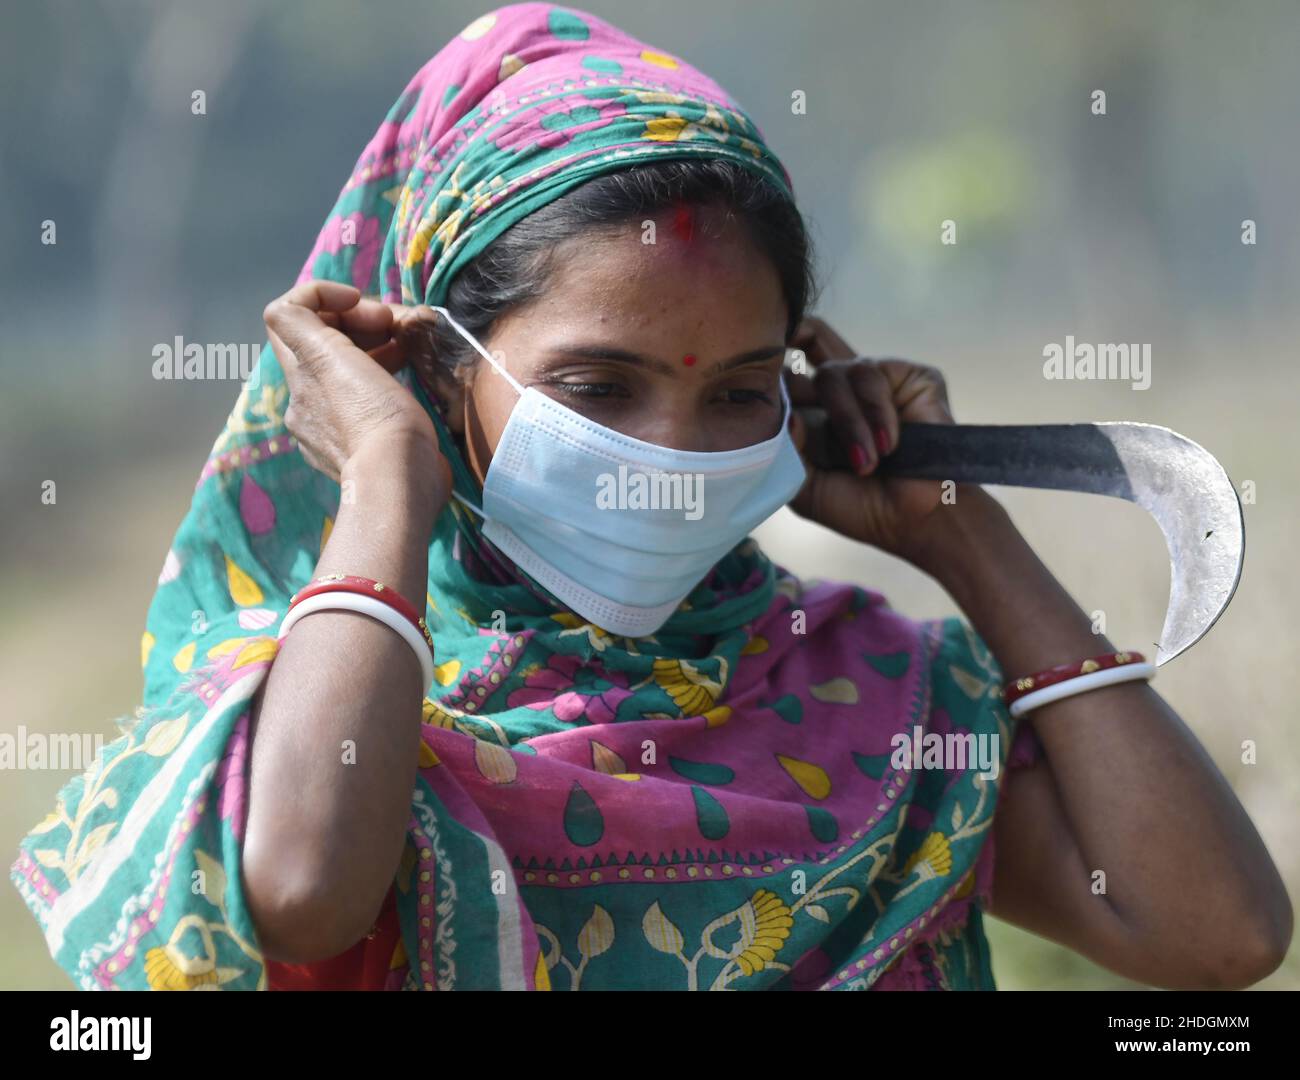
[[1002, 651, 1154, 718], [277, 573, 435, 691]]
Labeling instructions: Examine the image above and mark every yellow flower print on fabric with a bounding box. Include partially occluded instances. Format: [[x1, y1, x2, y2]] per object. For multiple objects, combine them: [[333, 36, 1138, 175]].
[[143, 915, 243, 990], [652, 657, 723, 714], [905, 832, 953, 879], [643, 116, 689, 142]]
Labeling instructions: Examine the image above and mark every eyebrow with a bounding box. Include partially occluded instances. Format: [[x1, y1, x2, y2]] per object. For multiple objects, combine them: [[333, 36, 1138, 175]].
[[546, 344, 787, 375]]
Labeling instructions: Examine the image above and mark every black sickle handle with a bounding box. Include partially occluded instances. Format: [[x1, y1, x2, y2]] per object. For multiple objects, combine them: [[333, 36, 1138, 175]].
[[798, 407, 1132, 494]]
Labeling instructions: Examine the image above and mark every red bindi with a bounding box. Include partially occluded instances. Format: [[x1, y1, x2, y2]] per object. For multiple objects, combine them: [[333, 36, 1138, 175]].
[[682, 354, 696, 366]]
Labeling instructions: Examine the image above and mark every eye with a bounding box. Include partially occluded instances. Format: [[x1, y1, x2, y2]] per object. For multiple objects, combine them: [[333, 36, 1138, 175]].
[[717, 387, 774, 406], [551, 381, 621, 398]]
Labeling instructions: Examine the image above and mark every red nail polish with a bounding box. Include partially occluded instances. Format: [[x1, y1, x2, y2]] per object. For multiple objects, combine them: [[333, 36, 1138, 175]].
[[849, 443, 869, 473], [875, 428, 890, 455]]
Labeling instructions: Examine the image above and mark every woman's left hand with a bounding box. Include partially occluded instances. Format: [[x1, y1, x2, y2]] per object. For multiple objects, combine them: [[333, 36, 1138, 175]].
[[785, 316, 957, 561]]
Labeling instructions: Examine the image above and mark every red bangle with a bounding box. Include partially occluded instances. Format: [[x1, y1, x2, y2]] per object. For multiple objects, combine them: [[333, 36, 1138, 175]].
[[289, 574, 433, 652], [1002, 651, 1146, 707]]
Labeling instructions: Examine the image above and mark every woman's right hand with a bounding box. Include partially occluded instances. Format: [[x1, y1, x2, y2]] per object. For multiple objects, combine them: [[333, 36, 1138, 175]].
[[263, 280, 449, 490]]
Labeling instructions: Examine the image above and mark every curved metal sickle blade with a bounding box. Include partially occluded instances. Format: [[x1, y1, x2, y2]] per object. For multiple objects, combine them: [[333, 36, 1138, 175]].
[[806, 414, 1246, 665], [1101, 423, 1245, 665]]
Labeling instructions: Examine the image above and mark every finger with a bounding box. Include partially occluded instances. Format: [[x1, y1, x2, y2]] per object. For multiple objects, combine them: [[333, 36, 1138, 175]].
[[275, 280, 364, 322], [790, 316, 857, 368], [336, 296, 395, 340], [847, 362, 899, 456], [313, 294, 397, 355], [264, 281, 365, 358], [875, 359, 956, 424], [265, 326, 299, 380], [264, 301, 354, 368], [394, 304, 442, 343], [316, 314, 397, 357], [283, 279, 363, 312], [394, 305, 445, 373], [815, 362, 877, 476], [366, 338, 408, 375]]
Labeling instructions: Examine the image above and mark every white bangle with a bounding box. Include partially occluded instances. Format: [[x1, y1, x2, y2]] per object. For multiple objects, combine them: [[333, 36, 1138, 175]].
[[276, 591, 435, 692], [1007, 661, 1156, 717]]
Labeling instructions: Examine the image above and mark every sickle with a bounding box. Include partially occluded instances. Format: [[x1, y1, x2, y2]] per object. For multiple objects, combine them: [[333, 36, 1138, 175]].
[[801, 414, 1245, 666]]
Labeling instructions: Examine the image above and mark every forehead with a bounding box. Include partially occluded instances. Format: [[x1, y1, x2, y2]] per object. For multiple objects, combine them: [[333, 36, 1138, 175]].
[[539, 208, 781, 317]]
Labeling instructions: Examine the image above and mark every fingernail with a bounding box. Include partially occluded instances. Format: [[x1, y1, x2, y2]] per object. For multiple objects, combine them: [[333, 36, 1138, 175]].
[[849, 443, 869, 474], [875, 428, 891, 455]]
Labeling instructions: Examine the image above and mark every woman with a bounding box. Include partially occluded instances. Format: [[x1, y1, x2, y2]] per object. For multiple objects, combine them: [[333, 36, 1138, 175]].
[[12, 3, 1290, 991]]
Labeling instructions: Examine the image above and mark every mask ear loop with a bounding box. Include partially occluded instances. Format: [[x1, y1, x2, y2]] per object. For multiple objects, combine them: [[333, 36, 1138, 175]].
[[429, 306, 525, 395], [427, 305, 520, 519], [769, 359, 800, 448]]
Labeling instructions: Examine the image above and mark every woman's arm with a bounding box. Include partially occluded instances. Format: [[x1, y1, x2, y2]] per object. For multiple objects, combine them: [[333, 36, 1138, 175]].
[[781, 315, 1292, 987], [906, 484, 1293, 988], [239, 282, 451, 964], [241, 431, 447, 964]]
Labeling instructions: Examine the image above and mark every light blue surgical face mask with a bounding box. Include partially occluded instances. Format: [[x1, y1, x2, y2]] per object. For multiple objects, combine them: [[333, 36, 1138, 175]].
[[430, 306, 807, 637]]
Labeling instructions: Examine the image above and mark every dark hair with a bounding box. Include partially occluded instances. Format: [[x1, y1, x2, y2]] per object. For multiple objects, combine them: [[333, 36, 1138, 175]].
[[429, 156, 820, 371]]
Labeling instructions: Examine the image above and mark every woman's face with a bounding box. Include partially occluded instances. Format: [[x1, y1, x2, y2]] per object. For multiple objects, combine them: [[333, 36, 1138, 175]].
[[437, 207, 790, 488]]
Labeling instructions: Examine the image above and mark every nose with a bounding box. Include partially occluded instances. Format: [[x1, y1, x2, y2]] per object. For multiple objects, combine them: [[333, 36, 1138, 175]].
[[627, 412, 711, 452]]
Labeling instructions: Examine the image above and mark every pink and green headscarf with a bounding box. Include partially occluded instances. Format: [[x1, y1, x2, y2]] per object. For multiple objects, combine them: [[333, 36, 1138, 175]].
[[11, 3, 1038, 991]]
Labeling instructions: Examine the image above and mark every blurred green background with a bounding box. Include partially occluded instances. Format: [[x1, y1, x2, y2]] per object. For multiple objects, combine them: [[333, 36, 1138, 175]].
[[1, 0, 1296, 989]]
